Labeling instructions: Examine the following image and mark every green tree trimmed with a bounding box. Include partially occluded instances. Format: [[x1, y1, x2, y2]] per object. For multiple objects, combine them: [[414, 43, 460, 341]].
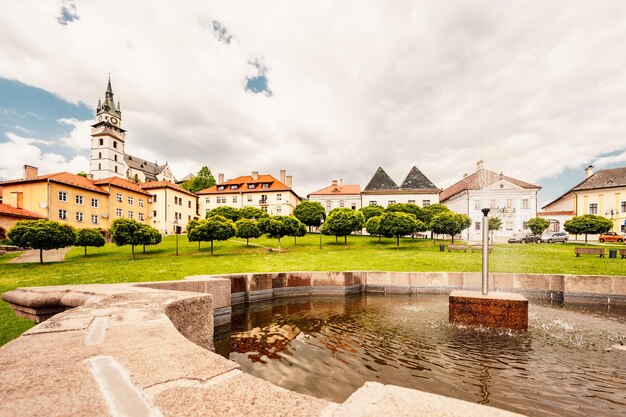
[[527, 217, 550, 238], [8, 220, 77, 264], [207, 206, 240, 222], [235, 218, 261, 246], [365, 216, 382, 242], [110, 218, 144, 260], [283, 216, 307, 244], [385, 203, 422, 220], [186, 218, 202, 249], [191, 215, 236, 255], [488, 217, 503, 241], [378, 212, 426, 248], [136, 224, 162, 253], [359, 205, 385, 222], [564, 214, 613, 244], [259, 215, 290, 251], [320, 208, 365, 248], [293, 201, 325, 231], [75, 229, 105, 256], [429, 212, 463, 243]]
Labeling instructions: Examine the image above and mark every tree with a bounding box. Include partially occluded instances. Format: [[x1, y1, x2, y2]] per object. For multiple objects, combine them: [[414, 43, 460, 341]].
[[385, 203, 422, 220], [564, 214, 613, 244], [110, 218, 144, 260], [186, 218, 203, 249], [293, 201, 326, 231], [182, 166, 216, 193], [488, 217, 503, 241], [320, 208, 365, 248], [456, 214, 472, 238], [133, 173, 141, 183], [75, 229, 105, 256], [238, 206, 269, 220], [527, 217, 550, 238], [192, 215, 236, 254], [283, 216, 307, 244], [8, 220, 77, 264], [259, 216, 290, 251], [378, 212, 426, 249], [419, 203, 451, 225], [77, 171, 88, 177], [235, 218, 261, 246], [135, 224, 161, 253], [429, 212, 463, 243], [359, 205, 385, 222], [365, 216, 382, 242], [207, 206, 239, 222]]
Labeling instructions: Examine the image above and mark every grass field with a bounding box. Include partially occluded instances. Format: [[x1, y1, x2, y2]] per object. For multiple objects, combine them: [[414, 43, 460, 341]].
[[2, 233, 626, 346]]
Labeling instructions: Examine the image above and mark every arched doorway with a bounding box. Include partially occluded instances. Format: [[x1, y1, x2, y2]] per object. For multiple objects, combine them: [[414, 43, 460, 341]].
[[548, 219, 560, 232]]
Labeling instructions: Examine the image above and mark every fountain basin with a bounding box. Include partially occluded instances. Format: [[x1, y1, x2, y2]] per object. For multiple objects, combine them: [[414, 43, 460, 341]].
[[449, 290, 528, 330]]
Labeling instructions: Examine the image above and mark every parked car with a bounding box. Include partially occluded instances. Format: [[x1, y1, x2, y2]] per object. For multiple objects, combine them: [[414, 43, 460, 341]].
[[539, 232, 569, 243], [508, 233, 539, 244], [598, 232, 624, 243]]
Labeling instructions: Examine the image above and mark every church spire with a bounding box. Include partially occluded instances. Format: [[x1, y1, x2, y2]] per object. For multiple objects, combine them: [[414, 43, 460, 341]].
[[106, 75, 113, 97], [95, 75, 122, 126]]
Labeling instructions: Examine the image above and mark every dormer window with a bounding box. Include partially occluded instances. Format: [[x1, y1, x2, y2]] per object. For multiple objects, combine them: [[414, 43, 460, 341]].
[[218, 185, 225, 190], [247, 184, 256, 189], [230, 185, 238, 190], [262, 183, 269, 189]]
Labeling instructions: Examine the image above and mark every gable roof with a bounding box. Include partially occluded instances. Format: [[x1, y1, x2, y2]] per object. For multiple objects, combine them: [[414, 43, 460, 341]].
[[140, 181, 197, 197], [440, 169, 541, 202], [0, 172, 109, 195], [124, 154, 168, 181], [0, 204, 46, 219], [308, 184, 361, 196], [363, 167, 398, 192], [400, 166, 438, 190], [93, 177, 152, 196], [542, 167, 626, 209], [197, 174, 297, 196]]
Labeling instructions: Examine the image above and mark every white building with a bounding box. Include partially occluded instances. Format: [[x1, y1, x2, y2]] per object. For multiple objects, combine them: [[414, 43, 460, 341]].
[[308, 179, 361, 214], [197, 170, 301, 216], [440, 161, 541, 242], [140, 181, 199, 234], [361, 166, 440, 208], [89, 78, 176, 183]]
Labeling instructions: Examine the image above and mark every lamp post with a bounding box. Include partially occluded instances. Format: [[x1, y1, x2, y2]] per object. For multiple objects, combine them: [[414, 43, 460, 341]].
[[173, 218, 179, 256], [481, 208, 490, 295], [319, 213, 324, 250], [606, 208, 617, 221]]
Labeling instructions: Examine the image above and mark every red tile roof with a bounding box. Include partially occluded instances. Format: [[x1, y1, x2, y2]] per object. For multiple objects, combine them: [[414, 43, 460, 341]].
[[93, 177, 151, 196], [140, 181, 197, 197], [538, 211, 575, 216], [308, 184, 361, 196], [197, 174, 293, 195], [0, 204, 46, 219], [440, 169, 541, 202], [1, 172, 109, 195]]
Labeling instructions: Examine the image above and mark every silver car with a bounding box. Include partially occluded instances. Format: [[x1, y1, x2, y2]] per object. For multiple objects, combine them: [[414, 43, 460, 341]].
[[539, 232, 569, 243]]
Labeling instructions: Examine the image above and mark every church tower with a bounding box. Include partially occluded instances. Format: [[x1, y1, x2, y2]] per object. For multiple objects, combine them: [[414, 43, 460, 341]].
[[90, 77, 126, 179]]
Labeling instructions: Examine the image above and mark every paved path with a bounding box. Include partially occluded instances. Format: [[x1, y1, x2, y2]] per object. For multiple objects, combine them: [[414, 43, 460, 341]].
[[10, 247, 72, 264]]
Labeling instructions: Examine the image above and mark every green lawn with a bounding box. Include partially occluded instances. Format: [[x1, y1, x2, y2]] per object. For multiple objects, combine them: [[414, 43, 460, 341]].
[[2, 233, 626, 346]]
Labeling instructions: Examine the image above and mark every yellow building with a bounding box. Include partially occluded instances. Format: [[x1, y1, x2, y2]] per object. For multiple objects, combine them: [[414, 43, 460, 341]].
[[541, 165, 626, 233], [140, 181, 198, 233], [93, 177, 152, 225]]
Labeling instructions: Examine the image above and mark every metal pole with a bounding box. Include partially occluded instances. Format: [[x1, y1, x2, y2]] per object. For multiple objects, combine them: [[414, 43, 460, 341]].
[[481, 208, 490, 295], [319, 214, 324, 250], [176, 232, 179, 256]]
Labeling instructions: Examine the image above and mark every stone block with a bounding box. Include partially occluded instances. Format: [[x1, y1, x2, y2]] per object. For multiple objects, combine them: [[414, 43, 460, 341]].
[[312, 271, 345, 286], [250, 274, 273, 292], [287, 272, 312, 287], [613, 276, 626, 296], [564, 275, 612, 295], [229, 275, 249, 294], [512, 274, 550, 291], [272, 273, 288, 289], [449, 290, 528, 331], [202, 278, 231, 309]]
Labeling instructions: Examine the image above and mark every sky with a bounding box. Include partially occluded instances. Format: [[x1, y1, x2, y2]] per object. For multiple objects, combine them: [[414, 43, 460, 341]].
[[2, 1, 626, 207]]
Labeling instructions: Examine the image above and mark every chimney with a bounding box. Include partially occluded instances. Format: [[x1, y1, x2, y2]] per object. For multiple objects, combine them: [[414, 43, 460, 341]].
[[218, 173, 224, 183], [339, 178, 343, 186], [332, 179, 338, 186], [86, 174, 94, 180], [585, 165, 594, 178], [286, 175, 293, 187], [280, 169, 286, 184], [251, 171, 259, 181], [476, 160, 484, 171], [23, 165, 38, 180]]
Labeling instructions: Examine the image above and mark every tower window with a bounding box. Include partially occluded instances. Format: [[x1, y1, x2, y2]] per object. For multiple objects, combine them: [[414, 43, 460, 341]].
[[99, 139, 103, 146], [99, 152, 102, 159], [114, 155, 118, 162], [115, 166, 118, 173], [113, 141, 117, 149], [98, 163, 101, 170]]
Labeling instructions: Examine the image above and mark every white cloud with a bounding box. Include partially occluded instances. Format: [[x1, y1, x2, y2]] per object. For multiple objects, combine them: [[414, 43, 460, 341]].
[[58, 118, 92, 150], [2, 1, 626, 196]]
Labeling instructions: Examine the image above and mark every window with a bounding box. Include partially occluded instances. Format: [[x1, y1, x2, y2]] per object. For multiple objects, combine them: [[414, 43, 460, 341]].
[[351, 203, 357, 210], [262, 183, 269, 189], [128, 196, 134, 205], [58, 209, 67, 220], [75, 195, 83, 205], [76, 212, 83, 222], [523, 221, 529, 229], [218, 186, 225, 190], [277, 194, 282, 201], [58, 191, 67, 202], [233, 196, 237, 203], [622, 201, 626, 213], [153, 195, 158, 203], [178, 212, 182, 220], [589, 203, 598, 214], [490, 199, 497, 209], [523, 199, 529, 209], [128, 211, 134, 219], [99, 138, 103, 146], [153, 210, 157, 217], [205, 209, 210, 214], [506, 221, 513, 231], [422, 200, 430, 207], [276, 207, 282, 214], [260, 194, 268, 204], [340, 200, 345, 208], [98, 163, 101, 170], [116, 193, 122, 202], [247, 195, 252, 202], [98, 152, 102, 159], [187, 200, 191, 208], [205, 197, 210, 204], [475, 222, 481, 231], [369, 201, 377, 206], [230, 185, 238, 190], [408, 200, 415, 204], [247, 184, 255, 189], [116, 208, 122, 217], [113, 141, 117, 149], [114, 166, 118, 173], [506, 199, 513, 209], [114, 155, 118, 162], [388, 200, 396, 206], [91, 214, 99, 224], [139, 213, 144, 221], [139, 199, 144, 208], [474, 200, 481, 209], [91, 198, 99, 208], [326, 200, 332, 209]]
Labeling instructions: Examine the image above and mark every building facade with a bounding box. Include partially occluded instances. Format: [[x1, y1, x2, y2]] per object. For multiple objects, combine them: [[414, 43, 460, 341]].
[[361, 166, 440, 208], [93, 177, 152, 225], [89, 78, 175, 183], [440, 161, 541, 242], [308, 179, 361, 214], [0, 204, 46, 240], [140, 181, 199, 233], [197, 170, 300, 216]]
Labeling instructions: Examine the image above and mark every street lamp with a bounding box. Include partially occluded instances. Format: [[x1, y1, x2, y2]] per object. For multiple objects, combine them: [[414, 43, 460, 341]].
[[319, 213, 325, 250], [173, 217, 179, 256], [606, 208, 617, 221], [481, 208, 490, 295]]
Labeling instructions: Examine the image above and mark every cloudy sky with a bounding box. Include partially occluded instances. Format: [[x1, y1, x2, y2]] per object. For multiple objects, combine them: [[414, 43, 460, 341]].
[[2, 0, 626, 206]]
